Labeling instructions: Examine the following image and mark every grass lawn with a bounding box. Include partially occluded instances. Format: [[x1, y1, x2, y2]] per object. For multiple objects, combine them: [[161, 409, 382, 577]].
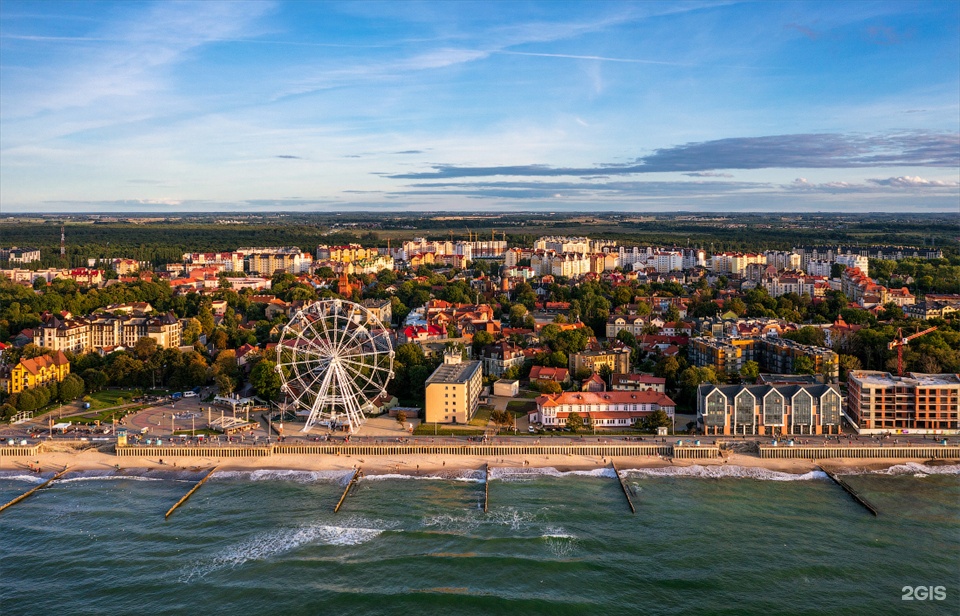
[[520, 390, 540, 399], [507, 400, 537, 413], [469, 407, 493, 427], [86, 390, 139, 411]]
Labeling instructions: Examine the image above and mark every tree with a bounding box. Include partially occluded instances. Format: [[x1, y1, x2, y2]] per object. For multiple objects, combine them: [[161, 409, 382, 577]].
[[566, 411, 584, 433], [509, 304, 529, 324], [81, 368, 108, 393], [490, 409, 513, 427], [215, 372, 235, 396], [645, 409, 671, 430], [210, 328, 229, 351], [181, 317, 202, 345], [793, 356, 816, 375], [539, 380, 562, 394], [739, 360, 760, 382], [134, 337, 159, 361], [249, 359, 282, 402], [59, 374, 85, 402], [395, 410, 407, 425], [472, 330, 494, 354]]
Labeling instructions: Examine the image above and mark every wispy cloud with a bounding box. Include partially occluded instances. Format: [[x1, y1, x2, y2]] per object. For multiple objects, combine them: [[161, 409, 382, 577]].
[[867, 175, 959, 187], [386, 132, 960, 178]]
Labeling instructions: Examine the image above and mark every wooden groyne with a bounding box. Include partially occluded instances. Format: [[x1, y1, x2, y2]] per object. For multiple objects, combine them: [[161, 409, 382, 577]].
[[760, 445, 960, 460], [610, 461, 636, 514], [819, 466, 879, 517], [0, 467, 69, 514], [165, 467, 217, 518], [334, 468, 363, 513], [483, 464, 490, 513]]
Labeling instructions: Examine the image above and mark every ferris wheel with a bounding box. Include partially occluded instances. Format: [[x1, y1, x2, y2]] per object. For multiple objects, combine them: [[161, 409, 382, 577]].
[[276, 299, 394, 433]]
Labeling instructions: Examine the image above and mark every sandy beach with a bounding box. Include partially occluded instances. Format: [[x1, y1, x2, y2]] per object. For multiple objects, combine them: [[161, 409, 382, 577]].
[[3, 444, 952, 477]]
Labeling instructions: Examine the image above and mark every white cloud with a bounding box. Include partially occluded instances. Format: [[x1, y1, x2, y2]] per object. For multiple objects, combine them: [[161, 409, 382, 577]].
[[868, 175, 959, 187]]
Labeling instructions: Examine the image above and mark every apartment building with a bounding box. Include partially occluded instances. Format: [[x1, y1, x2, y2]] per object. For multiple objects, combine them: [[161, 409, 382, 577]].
[[424, 356, 483, 424], [532, 390, 676, 429], [688, 336, 839, 381], [846, 371, 959, 434], [0, 351, 71, 395], [569, 346, 631, 376], [697, 383, 843, 435]]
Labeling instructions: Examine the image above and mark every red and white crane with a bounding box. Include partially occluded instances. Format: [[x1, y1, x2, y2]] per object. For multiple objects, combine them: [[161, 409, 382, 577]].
[[887, 326, 937, 376]]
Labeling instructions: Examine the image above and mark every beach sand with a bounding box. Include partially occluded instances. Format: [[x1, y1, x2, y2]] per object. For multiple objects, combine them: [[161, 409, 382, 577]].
[[2, 445, 947, 477]]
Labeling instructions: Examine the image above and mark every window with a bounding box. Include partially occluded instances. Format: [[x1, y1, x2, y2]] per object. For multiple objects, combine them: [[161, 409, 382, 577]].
[[704, 391, 726, 427], [734, 390, 754, 426], [821, 390, 841, 426], [764, 391, 784, 426], [793, 390, 813, 425]]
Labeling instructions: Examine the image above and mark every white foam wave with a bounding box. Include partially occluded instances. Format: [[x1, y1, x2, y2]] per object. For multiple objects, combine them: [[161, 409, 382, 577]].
[[490, 466, 617, 481], [362, 470, 483, 483], [213, 469, 354, 484], [421, 507, 539, 533], [58, 475, 165, 483], [182, 522, 383, 581], [869, 462, 960, 476], [0, 473, 46, 484], [622, 464, 828, 482]]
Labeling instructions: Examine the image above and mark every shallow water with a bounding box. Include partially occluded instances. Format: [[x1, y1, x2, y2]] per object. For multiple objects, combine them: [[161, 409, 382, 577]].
[[1, 464, 958, 615]]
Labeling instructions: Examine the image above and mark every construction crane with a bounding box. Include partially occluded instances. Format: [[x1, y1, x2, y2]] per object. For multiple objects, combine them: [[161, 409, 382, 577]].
[[887, 326, 937, 376]]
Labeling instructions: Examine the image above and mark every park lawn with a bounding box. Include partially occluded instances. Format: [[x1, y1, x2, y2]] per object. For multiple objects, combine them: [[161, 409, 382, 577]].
[[507, 400, 537, 413], [86, 390, 138, 411], [520, 391, 540, 399], [469, 407, 493, 427]]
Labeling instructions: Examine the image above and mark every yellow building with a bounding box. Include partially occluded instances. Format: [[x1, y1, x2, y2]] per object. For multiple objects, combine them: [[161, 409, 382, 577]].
[[424, 356, 483, 424], [1, 351, 70, 394]]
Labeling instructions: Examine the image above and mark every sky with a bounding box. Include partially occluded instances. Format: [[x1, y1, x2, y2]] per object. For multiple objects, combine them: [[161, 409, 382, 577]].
[[1, 0, 958, 214]]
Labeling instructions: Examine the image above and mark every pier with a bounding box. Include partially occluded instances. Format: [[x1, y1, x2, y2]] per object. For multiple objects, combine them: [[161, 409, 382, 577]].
[[819, 466, 879, 517], [334, 468, 363, 513], [165, 467, 217, 518], [610, 461, 636, 514], [483, 464, 490, 513], [0, 467, 69, 514]]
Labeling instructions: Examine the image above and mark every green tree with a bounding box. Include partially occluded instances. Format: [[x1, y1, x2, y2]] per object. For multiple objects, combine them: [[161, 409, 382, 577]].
[[395, 410, 408, 425], [472, 330, 494, 354], [566, 411, 584, 433], [59, 374, 85, 402], [645, 409, 671, 430], [739, 360, 760, 382], [793, 356, 816, 374], [539, 380, 562, 394], [249, 359, 282, 402]]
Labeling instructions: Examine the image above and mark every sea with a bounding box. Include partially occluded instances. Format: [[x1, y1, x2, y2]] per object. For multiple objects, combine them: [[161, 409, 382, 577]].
[[1, 463, 958, 616]]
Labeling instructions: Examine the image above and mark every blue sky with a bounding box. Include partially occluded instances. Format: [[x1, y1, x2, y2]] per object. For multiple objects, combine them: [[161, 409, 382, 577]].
[[1, 0, 958, 213]]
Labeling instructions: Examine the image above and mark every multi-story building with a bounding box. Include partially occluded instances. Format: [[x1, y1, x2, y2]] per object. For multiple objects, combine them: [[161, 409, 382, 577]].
[[841, 267, 915, 308], [424, 356, 483, 424], [834, 254, 868, 275], [611, 373, 666, 393], [361, 298, 393, 326], [764, 251, 802, 271], [1, 351, 70, 395], [569, 346, 631, 376], [688, 336, 838, 381], [805, 259, 833, 277], [244, 250, 312, 275], [697, 382, 843, 435], [846, 371, 959, 435], [480, 342, 526, 377], [33, 316, 91, 354], [1, 247, 41, 264], [531, 390, 676, 429], [794, 245, 942, 266], [709, 252, 765, 276]]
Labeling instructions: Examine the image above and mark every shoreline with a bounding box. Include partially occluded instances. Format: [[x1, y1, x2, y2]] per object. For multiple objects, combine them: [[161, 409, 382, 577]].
[[3, 448, 958, 478]]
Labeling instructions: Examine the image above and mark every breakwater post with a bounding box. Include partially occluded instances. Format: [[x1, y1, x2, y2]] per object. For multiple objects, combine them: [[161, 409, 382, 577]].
[[165, 466, 217, 519], [334, 468, 363, 513], [610, 461, 636, 514], [819, 465, 878, 517], [483, 464, 490, 513], [0, 467, 69, 514]]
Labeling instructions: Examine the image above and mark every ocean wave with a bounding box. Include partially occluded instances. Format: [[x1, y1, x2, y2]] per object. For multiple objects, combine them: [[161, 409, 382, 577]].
[[58, 475, 165, 483], [542, 525, 578, 558], [212, 469, 354, 484], [0, 473, 46, 484], [869, 462, 960, 476], [421, 507, 540, 534], [362, 470, 484, 483], [622, 464, 828, 482], [181, 520, 384, 581], [490, 466, 617, 481]]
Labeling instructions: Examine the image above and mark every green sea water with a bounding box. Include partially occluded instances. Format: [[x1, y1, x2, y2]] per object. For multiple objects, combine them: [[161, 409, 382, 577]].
[[1, 464, 958, 616]]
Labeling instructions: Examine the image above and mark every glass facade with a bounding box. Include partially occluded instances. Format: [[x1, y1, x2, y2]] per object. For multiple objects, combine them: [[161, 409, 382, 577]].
[[793, 391, 813, 426], [704, 391, 726, 427], [763, 391, 784, 426], [821, 390, 840, 426], [734, 391, 755, 426]]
